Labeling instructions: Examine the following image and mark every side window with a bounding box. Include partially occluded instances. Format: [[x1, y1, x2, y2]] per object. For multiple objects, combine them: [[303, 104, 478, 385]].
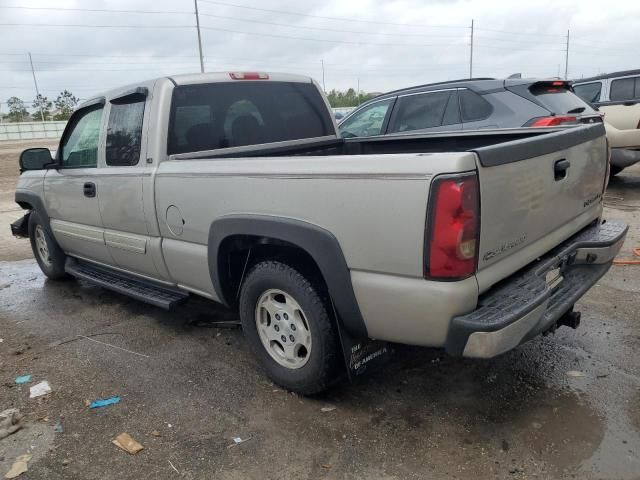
[[338, 99, 393, 138], [459, 89, 493, 122], [106, 94, 146, 166], [610, 77, 639, 101], [61, 105, 104, 168], [572, 82, 602, 103], [389, 90, 460, 133]]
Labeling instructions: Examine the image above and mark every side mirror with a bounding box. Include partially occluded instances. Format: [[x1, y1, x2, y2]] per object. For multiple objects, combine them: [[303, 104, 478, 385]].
[[19, 148, 54, 172]]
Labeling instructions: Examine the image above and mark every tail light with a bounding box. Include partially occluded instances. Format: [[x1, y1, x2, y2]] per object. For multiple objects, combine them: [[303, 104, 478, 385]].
[[229, 72, 269, 80], [527, 116, 578, 127], [425, 173, 480, 280]]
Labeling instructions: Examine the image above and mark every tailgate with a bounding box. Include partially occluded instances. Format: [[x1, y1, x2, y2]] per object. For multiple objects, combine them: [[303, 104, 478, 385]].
[[473, 124, 607, 292]]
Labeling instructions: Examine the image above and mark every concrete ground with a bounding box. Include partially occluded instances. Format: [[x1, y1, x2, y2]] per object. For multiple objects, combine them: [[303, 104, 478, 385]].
[[1, 139, 639, 480]]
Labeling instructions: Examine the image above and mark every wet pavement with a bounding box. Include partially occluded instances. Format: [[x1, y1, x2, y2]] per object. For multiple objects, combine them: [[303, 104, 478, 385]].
[[1, 146, 639, 479]]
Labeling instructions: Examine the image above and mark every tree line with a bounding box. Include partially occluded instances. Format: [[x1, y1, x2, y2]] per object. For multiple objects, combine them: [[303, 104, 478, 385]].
[[2, 90, 79, 122], [326, 88, 378, 108], [2, 88, 376, 122]]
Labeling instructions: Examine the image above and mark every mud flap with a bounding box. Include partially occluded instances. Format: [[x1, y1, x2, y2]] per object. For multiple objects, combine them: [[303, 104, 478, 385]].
[[10, 212, 30, 238], [331, 299, 392, 381]]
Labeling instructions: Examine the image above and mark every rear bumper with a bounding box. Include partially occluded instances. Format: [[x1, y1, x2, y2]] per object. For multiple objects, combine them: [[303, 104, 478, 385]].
[[445, 220, 628, 358]]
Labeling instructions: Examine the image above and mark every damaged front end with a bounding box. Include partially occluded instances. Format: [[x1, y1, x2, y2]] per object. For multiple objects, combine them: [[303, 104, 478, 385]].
[[10, 212, 30, 238]]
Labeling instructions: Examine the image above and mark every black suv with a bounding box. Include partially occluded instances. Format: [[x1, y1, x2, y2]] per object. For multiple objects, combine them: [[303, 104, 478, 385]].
[[338, 77, 601, 138]]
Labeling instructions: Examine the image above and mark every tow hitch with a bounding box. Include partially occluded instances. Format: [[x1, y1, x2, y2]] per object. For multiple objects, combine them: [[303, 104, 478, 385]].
[[544, 308, 581, 336]]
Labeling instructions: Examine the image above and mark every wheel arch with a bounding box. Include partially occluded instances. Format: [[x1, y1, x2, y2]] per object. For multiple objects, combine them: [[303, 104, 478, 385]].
[[209, 215, 368, 338], [15, 190, 51, 229]]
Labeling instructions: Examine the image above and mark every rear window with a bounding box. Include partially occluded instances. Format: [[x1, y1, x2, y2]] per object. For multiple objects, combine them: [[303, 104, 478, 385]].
[[168, 81, 333, 155], [528, 83, 595, 114], [610, 77, 640, 101], [573, 82, 602, 103]]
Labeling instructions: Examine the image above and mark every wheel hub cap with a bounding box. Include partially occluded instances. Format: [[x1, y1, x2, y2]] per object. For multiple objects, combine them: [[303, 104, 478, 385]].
[[34, 225, 51, 267], [255, 289, 312, 369]]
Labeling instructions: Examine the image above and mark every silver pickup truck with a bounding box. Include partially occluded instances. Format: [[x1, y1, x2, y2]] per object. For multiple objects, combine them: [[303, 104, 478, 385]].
[[12, 72, 627, 394]]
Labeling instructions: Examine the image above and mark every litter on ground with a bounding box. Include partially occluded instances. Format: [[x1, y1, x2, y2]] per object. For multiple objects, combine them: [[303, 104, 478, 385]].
[[29, 381, 51, 399], [89, 396, 121, 409], [4, 454, 32, 479], [14, 376, 31, 385], [0, 409, 24, 440], [112, 432, 144, 455]]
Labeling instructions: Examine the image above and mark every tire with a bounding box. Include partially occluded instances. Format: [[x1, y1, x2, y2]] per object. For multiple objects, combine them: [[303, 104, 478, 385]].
[[28, 210, 68, 280], [610, 165, 623, 177], [239, 260, 343, 395]]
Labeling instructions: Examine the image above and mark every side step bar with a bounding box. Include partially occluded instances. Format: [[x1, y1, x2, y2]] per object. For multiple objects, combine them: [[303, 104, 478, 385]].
[[65, 258, 189, 310]]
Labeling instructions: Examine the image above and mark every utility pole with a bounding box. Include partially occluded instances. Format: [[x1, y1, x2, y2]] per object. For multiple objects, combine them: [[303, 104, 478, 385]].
[[469, 19, 474, 78], [194, 0, 205, 73], [321, 59, 326, 92], [357, 77, 360, 105], [564, 29, 570, 80], [28, 52, 45, 123]]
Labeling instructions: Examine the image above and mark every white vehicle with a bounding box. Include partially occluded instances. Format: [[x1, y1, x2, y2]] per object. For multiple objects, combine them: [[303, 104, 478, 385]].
[[573, 70, 640, 175]]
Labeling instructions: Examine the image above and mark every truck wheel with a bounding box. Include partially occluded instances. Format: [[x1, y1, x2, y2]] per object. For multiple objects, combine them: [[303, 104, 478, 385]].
[[239, 260, 342, 395], [610, 165, 623, 177], [29, 211, 68, 280]]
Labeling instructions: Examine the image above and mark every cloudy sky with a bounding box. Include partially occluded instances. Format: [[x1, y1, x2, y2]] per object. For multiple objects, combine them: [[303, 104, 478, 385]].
[[1, 0, 639, 111]]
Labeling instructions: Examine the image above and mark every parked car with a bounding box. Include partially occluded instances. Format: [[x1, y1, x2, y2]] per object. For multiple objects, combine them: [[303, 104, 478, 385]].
[[338, 77, 602, 139], [12, 72, 625, 394], [572, 70, 640, 175]]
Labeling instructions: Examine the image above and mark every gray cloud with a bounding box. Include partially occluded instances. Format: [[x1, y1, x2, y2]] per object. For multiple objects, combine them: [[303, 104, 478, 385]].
[[1, 0, 639, 109]]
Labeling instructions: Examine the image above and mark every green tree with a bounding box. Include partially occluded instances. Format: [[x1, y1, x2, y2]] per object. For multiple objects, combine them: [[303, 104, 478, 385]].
[[326, 88, 377, 108], [54, 90, 79, 120], [32, 94, 52, 121], [6, 96, 28, 122]]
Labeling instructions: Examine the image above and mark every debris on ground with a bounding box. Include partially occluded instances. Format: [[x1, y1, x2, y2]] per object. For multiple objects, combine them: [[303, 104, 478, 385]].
[[112, 433, 144, 455], [4, 454, 32, 479], [0, 409, 24, 440], [89, 396, 121, 409], [566, 370, 586, 378], [321, 406, 337, 412], [150, 430, 161, 437], [227, 436, 252, 448], [14, 376, 31, 385], [29, 381, 51, 399], [168, 460, 179, 474], [53, 420, 63, 433], [61, 459, 71, 466], [321, 464, 332, 470]]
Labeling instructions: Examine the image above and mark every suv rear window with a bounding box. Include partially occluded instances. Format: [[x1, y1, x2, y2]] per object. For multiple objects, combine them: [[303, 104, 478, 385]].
[[168, 81, 333, 155], [527, 83, 595, 114]]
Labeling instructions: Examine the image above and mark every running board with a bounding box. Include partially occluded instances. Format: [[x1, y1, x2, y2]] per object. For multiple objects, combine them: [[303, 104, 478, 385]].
[[65, 258, 188, 310]]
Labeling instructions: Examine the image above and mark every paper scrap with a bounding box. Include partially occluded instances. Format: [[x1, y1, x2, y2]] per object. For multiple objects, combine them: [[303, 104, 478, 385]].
[[29, 381, 51, 399]]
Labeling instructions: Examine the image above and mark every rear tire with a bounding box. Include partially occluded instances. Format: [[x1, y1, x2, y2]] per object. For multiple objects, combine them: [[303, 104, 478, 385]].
[[610, 165, 623, 177], [28, 211, 68, 280], [239, 260, 342, 395]]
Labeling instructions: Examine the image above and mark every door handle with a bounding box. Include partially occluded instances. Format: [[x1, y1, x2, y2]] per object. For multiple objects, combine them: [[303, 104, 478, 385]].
[[554, 159, 570, 180], [83, 182, 96, 198]]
